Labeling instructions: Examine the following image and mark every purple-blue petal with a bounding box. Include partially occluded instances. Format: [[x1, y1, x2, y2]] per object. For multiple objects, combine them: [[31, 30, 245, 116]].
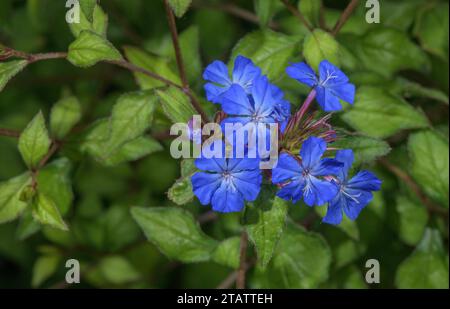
[[300, 136, 327, 169], [311, 158, 343, 177], [323, 195, 344, 225], [316, 85, 343, 112], [232, 170, 262, 201], [203, 60, 231, 86], [221, 84, 253, 115], [211, 181, 245, 213], [286, 62, 318, 87], [191, 172, 222, 205], [347, 170, 382, 191], [303, 176, 339, 206], [232, 55, 261, 91], [272, 152, 302, 184]]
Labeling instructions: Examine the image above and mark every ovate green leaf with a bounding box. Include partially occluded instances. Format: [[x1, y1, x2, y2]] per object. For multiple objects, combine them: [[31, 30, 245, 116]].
[[32, 193, 68, 231], [0, 60, 27, 92], [408, 130, 449, 207], [341, 87, 429, 138], [67, 30, 122, 68], [50, 96, 82, 139], [18, 111, 51, 169], [131, 207, 218, 263]]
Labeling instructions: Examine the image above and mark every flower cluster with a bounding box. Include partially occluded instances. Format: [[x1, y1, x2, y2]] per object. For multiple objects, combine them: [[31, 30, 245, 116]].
[[191, 55, 381, 225]]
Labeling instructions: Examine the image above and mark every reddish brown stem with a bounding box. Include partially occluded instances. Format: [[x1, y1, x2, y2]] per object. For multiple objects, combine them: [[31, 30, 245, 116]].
[[0, 128, 20, 138], [280, 0, 313, 32], [331, 0, 360, 36], [236, 230, 249, 289]]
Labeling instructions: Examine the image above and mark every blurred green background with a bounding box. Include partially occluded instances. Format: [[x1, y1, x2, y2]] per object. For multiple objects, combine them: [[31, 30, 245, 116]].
[[0, 0, 448, 288]]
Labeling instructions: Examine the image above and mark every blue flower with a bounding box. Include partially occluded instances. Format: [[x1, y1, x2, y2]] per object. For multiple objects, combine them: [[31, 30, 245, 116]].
[[272, 136, 343, 206], [286, 60, 355, 112], [203, 55, 261, 104], [323, 149, 381, 225], [220, 75, 285, 155], [191, 141, 262, 213]]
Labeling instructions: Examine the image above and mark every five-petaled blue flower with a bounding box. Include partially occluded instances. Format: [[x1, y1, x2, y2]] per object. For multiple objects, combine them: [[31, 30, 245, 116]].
[[323, 149, 381, 225], [286, 60, 355, 112], [203, 55, 261, 104], [191, 141, 262, 213], [272, 136, 343, 206]]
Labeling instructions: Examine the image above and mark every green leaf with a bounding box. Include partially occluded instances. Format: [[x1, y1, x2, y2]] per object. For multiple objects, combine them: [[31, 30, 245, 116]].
[[0, 173, 31, 224], [50, 96, 82, 139], [177, 26, 201, 84], [257, 223, 331, 288], [298, 0, 321, 27], [396, 195, 428, 246], [392, 78, 449, 105], [168, 0, 192, 18], [67, 30, 122, 68], [16, 208, 40, 240], [69, 4, 108, 38], [18, 111, 51, 169], [32, 193, 68, 231], [245, 190, 288, 269], [32, 254, 61, 287], [156, 86, 196, 123], [168, 177, 194, 206], [395, 229, 449, 288], [303, 29, 340, 71], [97, 256, 141, 285], [413, 2, 449, 61], [79, 0, 97, 22], [106, 91, 157, 152], [408, 130, 449, 207], [341, 87, 429, 139], [168, 159, 196, 206], [231, 30, 301, 79], [333, 135, 391, 166], [131, 206, 218, 263], [37, 158, 73, 216], [124, 46, 181, 90], [103, 205, 141, 252], [82, 119, 162, 166], [212, 236, 240, 269], [352, 28, 429, 78], [105, 137, 163, 166], [0, 60, 28, 92], [254, 0, 278, 27]]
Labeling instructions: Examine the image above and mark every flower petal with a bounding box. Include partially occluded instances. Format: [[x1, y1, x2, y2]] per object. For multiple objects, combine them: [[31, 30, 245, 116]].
[[342, 190, 373, 220], [335, 149, 354, 180], [316, 85, 343, 112], [300, 136, 327, 169], [272, 152, 302, 184], [211, 181, 245, 213], [232, 55, 261, 91], [286, 62, 318, 87], [347, 170, 382, 191], [251, 76, 276, 117], [276, 179, 305, 203], [323, 195, 344, 225], [204, 83, 228, 104], [191, 172, 222, 205], [312, 158, 343, 177], [318, 60, 349, 86], [232, 170, 262, 201], [203, 60, 231, 85], [221, 84, 254, 115], [303, 176, 339, 206]]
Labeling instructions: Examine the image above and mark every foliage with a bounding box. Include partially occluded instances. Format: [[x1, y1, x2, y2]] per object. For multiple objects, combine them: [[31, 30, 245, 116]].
[[0, 0, 448, 289]]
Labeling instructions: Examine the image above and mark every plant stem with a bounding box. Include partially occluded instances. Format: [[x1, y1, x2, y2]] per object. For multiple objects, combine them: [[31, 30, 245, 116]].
[[280, 0, 313, 32], [0, 128, 20, 138], [379, 158, 448, 219], [331, 0, 360, 36], [284, 88, 317, 134], [163, 0, 209, 122], [236, 230, 248, 289]]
